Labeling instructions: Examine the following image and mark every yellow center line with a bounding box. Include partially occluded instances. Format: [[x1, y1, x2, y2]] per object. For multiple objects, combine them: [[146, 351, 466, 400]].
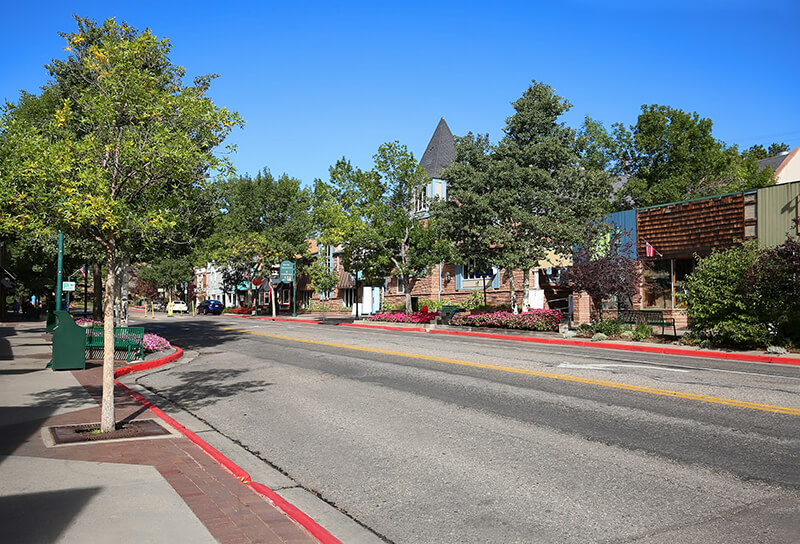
[[216, 325, 800, 416]]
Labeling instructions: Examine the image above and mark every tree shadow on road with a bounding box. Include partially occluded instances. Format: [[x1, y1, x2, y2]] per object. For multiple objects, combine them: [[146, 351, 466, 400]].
[[143, 368, 274, 408]]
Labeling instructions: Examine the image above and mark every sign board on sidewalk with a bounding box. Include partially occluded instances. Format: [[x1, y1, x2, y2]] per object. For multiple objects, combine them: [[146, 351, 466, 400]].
[[62, 281, 76, 292], [279, 260, 296, 283]]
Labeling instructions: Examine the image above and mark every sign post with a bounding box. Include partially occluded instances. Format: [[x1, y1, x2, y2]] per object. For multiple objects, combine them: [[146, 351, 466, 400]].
[[279, 261, 297, 317]]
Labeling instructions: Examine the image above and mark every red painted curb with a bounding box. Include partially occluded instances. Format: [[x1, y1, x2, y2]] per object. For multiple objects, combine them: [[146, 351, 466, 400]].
[[113, 346, 342, 543], [114, 347, 184, 378], [249, 483, 343, 544], [428, 329, 800, 366]]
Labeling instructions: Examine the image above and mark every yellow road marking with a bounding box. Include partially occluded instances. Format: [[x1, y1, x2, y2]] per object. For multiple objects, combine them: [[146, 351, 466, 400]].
[[217, 325, 800, 416]]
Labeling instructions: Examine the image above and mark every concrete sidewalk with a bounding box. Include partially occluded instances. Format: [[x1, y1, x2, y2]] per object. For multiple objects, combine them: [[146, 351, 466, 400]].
[[0, 321, 327, 544]]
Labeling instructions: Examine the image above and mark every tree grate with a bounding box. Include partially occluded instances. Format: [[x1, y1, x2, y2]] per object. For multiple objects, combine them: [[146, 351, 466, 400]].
[[46, 419, 172, 444]]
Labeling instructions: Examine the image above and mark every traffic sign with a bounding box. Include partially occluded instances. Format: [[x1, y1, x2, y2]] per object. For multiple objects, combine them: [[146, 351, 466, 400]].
[[280, 260, 296, 283], [62, 281, 76, 292]]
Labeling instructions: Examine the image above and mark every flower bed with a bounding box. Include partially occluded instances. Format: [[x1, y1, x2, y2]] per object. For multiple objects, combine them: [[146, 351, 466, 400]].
[[450, 309, 562, 332], [368, 310, 439, 324], [75, 318, 103, 327], [143, 333, 171, 353]]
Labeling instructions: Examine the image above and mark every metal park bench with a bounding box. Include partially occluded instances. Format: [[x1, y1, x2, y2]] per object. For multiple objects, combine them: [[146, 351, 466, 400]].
[[85, 326, 146, 363], [617, 309, 677, 336]]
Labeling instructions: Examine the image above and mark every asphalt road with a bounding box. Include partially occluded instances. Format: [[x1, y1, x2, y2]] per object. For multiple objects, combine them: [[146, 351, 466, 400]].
[[134, 315, 800, 543]]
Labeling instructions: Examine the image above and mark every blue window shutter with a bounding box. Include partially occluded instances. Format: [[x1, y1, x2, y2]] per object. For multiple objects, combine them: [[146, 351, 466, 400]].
[[455, 265, 463, 290], [491, 267, 500, 289]]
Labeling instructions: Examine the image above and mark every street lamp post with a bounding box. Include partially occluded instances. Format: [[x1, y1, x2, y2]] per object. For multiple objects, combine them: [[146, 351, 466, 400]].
[[55, 231, 64, 311]]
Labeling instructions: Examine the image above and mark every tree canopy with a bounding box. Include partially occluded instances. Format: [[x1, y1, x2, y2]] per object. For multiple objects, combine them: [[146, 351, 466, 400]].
[[199, 169, 312, 311], [433, 81, 613, 311], [314, 142, 449, 313], [585, 105, 774, 209], [0, 16, 242, 431]]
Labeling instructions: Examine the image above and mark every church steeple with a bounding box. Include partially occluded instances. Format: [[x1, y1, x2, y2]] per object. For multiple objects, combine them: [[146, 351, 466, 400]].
[[420, 118, 456, 179]]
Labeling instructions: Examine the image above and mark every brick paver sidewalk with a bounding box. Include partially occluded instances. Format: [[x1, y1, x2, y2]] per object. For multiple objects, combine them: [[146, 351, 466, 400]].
[[6, 363, 320, 544]]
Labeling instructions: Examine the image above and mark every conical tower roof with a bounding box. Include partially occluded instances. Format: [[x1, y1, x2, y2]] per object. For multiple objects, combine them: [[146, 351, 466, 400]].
[[420, 118, 456, 179]]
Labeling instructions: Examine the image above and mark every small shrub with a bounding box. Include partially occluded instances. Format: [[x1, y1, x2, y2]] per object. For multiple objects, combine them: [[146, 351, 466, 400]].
[[591, 333, 608, 342], [633, 323, 653, 342], [620, 330, 634, 340], [563, 330, 578, 339], [766, 345, 787, 355], [460, 290, 485, 310], [593, 319, 623, 337], [419, 298, 457, 311]]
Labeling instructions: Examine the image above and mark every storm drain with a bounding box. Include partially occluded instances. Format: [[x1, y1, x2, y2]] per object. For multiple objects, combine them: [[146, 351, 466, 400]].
[[44, 419, 174, 446]]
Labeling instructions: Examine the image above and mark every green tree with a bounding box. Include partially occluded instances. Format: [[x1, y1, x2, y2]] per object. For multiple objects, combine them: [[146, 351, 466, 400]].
[[306, 250, 339, 320], [599, 105, 773, 208], [680, 243, 769, 349], [743, 142, 790, 160], [0, 17, 242, 432], [434, 81, 612, 312], [138, 257, 193, 300], [201, 169, 312, 315], [316, 143, 449, 313]]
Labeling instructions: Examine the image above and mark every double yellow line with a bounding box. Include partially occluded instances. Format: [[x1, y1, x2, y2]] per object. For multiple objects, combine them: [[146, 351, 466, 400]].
[[218, 325, 800, 416]]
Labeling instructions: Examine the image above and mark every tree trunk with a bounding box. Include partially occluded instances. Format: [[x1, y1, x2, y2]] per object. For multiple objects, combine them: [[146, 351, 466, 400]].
[[101, 237, 116, 433], [404, 276, 412, 314], [270, 282, 277, 317], [507, 269, 518, 314], [113, 259, 129, 327], [120, 261, 129, 326], [92, 262, 103, 321], [522, 269, 530, 312]]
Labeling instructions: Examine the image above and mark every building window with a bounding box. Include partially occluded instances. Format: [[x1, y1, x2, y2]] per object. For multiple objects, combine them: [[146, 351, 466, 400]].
[[643, 260, 671, 308], [643, 258, 694, 309], [397, 278, 405, 294], [341, 288, 356, 307], [301, 290, 313, 309], [457, 261, 499, 290]]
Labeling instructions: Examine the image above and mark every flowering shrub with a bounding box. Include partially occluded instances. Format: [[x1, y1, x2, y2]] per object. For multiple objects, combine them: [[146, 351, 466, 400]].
[[75, 318, 103, 327], [223, 307, 254, 314], [450, 309, 562, 332], [143, 333, 171, 353], [368, 310, 439, 324]]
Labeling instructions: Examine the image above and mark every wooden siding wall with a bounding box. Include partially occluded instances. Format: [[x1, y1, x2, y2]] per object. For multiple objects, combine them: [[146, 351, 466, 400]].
[[637, 193, 745, 259]]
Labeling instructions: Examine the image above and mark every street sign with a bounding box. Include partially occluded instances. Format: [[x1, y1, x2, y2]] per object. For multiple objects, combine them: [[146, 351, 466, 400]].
[[62, 281, 76, 292], [279, 260, 296, 283]]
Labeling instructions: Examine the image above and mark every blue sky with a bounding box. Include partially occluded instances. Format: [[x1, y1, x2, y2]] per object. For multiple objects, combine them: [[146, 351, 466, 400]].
[[2, 1, 798, 186]]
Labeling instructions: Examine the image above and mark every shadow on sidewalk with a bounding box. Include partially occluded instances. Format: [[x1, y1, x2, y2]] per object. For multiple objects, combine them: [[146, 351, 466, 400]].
[[0, 487, 101, 544]]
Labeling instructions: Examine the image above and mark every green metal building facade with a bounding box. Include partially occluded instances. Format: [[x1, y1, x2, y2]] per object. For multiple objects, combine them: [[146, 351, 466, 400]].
[[757, 181, 800, 249]]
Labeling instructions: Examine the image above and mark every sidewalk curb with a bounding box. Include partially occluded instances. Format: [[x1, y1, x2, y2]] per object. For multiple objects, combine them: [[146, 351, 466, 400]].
[[112, 348, 343, 544], [319, 320, 800, 367]]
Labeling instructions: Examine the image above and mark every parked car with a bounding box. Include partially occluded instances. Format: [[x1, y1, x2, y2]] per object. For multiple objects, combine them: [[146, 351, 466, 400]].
[[197, 299, 224, 315], [169, 300, 188, 313]]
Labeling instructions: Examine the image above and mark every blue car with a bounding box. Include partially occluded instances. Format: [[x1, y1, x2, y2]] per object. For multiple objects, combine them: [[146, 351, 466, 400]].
[[197, 299, 224, 315]]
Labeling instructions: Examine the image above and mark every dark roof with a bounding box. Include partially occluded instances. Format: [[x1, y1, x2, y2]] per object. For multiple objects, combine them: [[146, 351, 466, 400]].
[[755, 152, 789, 173], [420, 118, 456, 179]]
